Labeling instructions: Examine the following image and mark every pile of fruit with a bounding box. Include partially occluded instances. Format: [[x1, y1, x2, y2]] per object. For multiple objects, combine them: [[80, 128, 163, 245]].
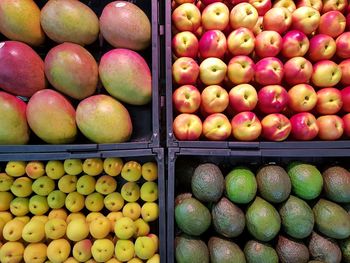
[[0, 0, 152, 145], [171, 0, 350, 141], [175, 162, 350, 262], [0, 158, 160, 262]]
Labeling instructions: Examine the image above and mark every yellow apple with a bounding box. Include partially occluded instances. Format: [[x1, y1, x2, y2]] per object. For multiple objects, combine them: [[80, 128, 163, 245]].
[[106, 258, 122, 263], [128, 258, 143, 263], [121, 182, 140, 202], [5, 161, 26, 177], [121, 161, 142, 182], [89, 216, 110, 239], [0, 173, 14, 191], [58, 174, 77, 193], [45, 218, 67, 240], [104, 192, 124, 212], [22, 219, 45, 243], [76, 175, 96, 195], [10, 197, 29, 216], [91, 239, 114, 262], [0, 241, 24, 263], [47, 190, 66, 209], [14, 216, 30, 224], [85, 192, 104, 212], [134, 236, 157, 260], [25, 161, 45, 179], [146, 254, 160, 263], [65, 192, 85, 213], [73, 239, 92, 262], [122, 202, 141, 220], [3, 219, 25, 241], [114, 216, 136, 239], [65, 257, 79, 263], [134, 218, 150, 237], [32, 176, 55, 196], [66, 218, 89, 242], [45, 160, 65, 180], [140, 182, 158, 202], [29, 195, 49, 215], [107, 212, 123, 232], [48, 209, 68, 221], [11, 177, 32, 197], [141, 203, 159, 222], [0, 192, 14, 211], [115, 240, 134, 262], [86, 212, 104, 224], [83, 158, 103, 176], [23, 243, 47, 263], [31, 215, 48, 224], [64, 159, 83, 176], [66, 212, 86, 224], [0, 212, 13, 223], [47, 239, 71, 263], [148, 234, 159, 252], [95, 175, 117, 195], [141, 162, 158, 181], [86, 260, 98, 263], [103, 157, 123, 176]]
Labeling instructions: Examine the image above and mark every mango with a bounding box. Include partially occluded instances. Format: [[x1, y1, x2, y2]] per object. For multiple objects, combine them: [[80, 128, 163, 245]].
[[76, 95, 132, 143], [0, 0, 45, 46], [0, 92, 29, 144], [99, 48, 152, 106], [41, 0, 99, 45], [26, 89, 77, 144], [45, 43, 98, 100], [100, 1, 151, 50], [0, 41, 46, 97]]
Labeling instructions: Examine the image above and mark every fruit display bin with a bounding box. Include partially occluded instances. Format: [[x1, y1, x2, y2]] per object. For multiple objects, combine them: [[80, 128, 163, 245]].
[[0, 148, 166, 262], [0, 0, 161, 153], [167, 147, 350, 262]]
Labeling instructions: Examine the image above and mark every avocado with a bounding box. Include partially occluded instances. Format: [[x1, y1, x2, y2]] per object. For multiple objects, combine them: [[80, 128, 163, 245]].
[[191, 163, 224, 202], [246, 197, 281, 242], [287, 162, 323, 200], [175, 197, 211, 236], [276, 235, 309, 263], [339, 237, 350, 263], [175, 235, 209, 263], [226, 166, 257, 204], [256, 165, 291, 203], [208, 237, 246, 263], [212, 197, 245, 238], [322, 166, 350, 203], [244, 240, 278, 263], [279, 195, 314, 239], [313, 199, 350, 239], [308, 232, 341, 263]]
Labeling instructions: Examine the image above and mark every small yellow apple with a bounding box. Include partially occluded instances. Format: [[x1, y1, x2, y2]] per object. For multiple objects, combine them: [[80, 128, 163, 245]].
[[64, 159, 83, 176], [86, 212, 104, 224], [29, 195, 49, 215], [134, 236, 157, 260], [141, 202, 159, 222], [47, 239, 71, 263], [83, 158, 103, 176], [65, 192, 85, 213], [85, 192, 104, 212], [103, 157, 123, 176], [5, 161, 26, 177], [148, 234, 159, 252], [142, 162, 158, 181], [122, 202, 141, 220], [95, 175, 117, 195], [128, 258, 143, 263], [89, 216, 110, 239], [47, 190, 66, 209], [66, 218, 89, 242], [104, 192, 124, 212], [65, 257, 79, 263], [121, 182, 140, 202], [66, 212, 86, 224], [22, 219, 45, 243], [107, 211, 123, 232], [0, 173, 14, 191], [46, 160, 65, 180], [73, 239, 92, 262], [140, 182, 158, 202], [121, 161, 142, 182], [48, 209, 68, 221], [14, 216, 30, 224], [23, 243, 47, 263], [10, 197, 29, 216], [91, 239, 114, 262], [32, 176, 55, 196], [45, 218, 67, 240], [0, 192, 14, 211], [106, 258, 122, 263], [0, 212, 13, 223], [114, 217, 136, 240], [134, 218, 150, 237], [11, 177, 32, 197], [31, 215, 48, 224], [58, 174, 77, 193], [25, 161, 45, 179], [76, 175, 96, 195], [0, 241, 24, 263], [115, 240, 134, 262], [146, 253, 160, 263], [3, 219, 25, 241]]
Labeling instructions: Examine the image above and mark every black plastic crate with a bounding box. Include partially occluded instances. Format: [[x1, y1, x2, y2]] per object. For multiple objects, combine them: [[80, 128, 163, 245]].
[[0, 147, 166, 261], [164, 0, 350, 150], [167, 147, 350, 263], [0, 0, 161, 152]]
